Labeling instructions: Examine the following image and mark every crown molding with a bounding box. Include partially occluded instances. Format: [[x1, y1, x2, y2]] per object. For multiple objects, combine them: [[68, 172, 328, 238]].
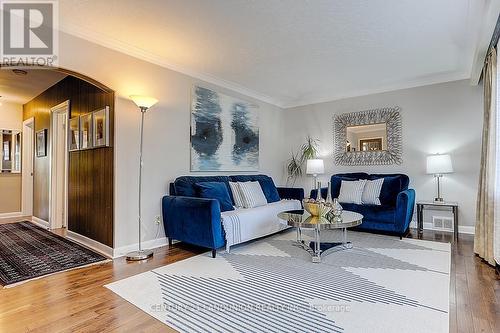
[[282, 72, 470, 109], [59, 23, 473, 110], [58, 23, 285, 108]]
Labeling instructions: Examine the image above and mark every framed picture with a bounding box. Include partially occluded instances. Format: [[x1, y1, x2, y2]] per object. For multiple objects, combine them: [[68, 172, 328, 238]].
[[190, 85, 259, 171], [79, 113, 93, 150], [92, 106, 109, 147], [68, 117, 80, 151], [36, 129, 47, 157]]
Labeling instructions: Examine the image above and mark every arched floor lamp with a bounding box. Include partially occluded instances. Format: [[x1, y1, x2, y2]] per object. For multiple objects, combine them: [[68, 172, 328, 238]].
[[126, 95, 158, 261]]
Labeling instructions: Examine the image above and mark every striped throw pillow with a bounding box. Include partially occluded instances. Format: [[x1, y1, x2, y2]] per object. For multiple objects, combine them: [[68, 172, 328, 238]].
[[229, 182, 245, 208], [338, 179, 367, 204], [238, 181, 268, 208], [361, 178, 384, 205]]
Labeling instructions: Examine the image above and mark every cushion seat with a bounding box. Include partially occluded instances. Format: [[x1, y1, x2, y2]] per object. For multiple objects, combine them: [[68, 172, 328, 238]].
[[341, 203, 395, 224]]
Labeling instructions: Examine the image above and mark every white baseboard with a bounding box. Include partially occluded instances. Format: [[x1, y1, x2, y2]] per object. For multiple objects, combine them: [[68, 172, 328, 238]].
[[113, 237, 169, 258], [31, 216, 49, 229], [0, 211, 23, 218], [66, 230, 114, 258], [410, 221, 475, 235]]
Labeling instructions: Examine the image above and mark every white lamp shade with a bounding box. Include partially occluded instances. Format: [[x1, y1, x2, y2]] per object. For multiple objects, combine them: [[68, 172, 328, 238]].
[[426, 154, 453, 174], [130, 95, 158, 109], [306, 159, 324, 175]]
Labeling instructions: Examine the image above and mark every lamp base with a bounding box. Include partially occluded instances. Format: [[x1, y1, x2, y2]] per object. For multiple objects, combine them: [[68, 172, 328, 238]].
[[434, 197, 444, 202], [126, 249, 154, 261]]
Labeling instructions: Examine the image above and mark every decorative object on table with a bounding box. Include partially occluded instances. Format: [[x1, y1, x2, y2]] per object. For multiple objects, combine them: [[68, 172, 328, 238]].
[[302, 198, 331, 218], [35, 129, 47, 157], [126, 95, 159, 261], [333, 106, 402, 166], [306, 158, 324, 190], [286, 136, 319, 186], [426, 153, 453, 202], [303, 182, 331, 218], [68, 117, 80, 151], [332, 198, 344, 223], [79, 113, 93, 149], [417, 201, 458, 241], [92, 106, 110, 147], [190, 85, 259, 172]]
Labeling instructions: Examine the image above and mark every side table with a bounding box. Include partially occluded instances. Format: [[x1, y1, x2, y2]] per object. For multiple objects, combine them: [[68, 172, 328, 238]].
[[416, 201, 458, 241]]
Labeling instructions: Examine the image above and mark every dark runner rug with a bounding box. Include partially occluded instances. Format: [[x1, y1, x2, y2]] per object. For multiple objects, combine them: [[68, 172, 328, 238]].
[[0, 221, 107, 286]]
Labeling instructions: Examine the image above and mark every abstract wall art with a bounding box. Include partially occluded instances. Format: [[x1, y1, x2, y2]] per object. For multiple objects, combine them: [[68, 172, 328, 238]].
[[190, 86, 259, 171]]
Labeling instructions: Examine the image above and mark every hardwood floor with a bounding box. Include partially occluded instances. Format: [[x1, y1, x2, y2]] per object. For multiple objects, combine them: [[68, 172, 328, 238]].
[[0, 222, 498, 333]]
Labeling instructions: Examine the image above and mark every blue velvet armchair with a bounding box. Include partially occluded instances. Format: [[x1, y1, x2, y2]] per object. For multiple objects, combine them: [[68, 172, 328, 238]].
[[162, 175, 304, 257], [311, 173, 415, 238]]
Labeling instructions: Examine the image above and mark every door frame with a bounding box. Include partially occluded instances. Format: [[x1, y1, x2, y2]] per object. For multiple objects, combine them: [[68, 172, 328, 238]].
[[21, 117, 34, 217], [49, 100, 70, 229]]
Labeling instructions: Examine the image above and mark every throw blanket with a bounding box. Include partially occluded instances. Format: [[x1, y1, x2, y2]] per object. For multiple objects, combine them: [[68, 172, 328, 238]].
[[221, 199, 301, 251]]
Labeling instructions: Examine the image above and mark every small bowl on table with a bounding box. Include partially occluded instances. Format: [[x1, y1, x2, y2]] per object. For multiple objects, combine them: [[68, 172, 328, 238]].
[[302, 199, 332, 217]]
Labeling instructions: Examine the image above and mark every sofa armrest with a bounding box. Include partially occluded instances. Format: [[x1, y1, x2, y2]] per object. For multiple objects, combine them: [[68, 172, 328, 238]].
[[277, 187, 305, 201], [394, 189, 416, 234], [310, 187, 328, 199], [161, 196, 225, 249]]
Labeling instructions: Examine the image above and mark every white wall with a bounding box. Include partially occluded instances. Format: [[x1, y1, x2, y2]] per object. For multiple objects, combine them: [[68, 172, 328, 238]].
[[0, 101, 23, 130], [57, 33, 288, 248], [284, 80, 483, 228]]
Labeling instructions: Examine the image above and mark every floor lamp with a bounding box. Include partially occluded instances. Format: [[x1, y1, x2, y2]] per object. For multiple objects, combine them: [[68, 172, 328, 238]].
[[126, 95, 158, 261]]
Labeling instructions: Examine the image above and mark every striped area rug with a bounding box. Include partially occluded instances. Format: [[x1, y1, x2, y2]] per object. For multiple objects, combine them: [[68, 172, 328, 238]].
[[0, 221, 107, 286], [106, 229, 450, 333]]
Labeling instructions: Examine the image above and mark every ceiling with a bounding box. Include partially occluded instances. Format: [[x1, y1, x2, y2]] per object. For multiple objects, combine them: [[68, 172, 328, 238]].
[[59, 0, 487, 108], [0, 69, 66, 104]]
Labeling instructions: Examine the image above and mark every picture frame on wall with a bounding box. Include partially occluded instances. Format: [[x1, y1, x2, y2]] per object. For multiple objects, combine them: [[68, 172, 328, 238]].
[[79, 113, 93, 149], [92, 106, 109, 147], [36, 129, 47, 157], [68, 117, 80, 151]]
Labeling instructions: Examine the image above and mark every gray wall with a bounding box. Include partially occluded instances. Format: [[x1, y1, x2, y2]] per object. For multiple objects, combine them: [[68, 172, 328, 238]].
[[284, 80, 483, 229]]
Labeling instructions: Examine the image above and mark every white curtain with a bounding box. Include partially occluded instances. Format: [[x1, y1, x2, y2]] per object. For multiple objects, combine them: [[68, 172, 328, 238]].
[[474, 48, 499, 266]]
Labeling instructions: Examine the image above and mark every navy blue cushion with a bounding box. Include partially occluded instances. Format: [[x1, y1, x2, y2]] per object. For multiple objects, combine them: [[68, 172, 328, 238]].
[[228, 175, 280, 203], [195, 182, 234, 212], [368, 175, 402, 206], [174, 176, 232, 201]]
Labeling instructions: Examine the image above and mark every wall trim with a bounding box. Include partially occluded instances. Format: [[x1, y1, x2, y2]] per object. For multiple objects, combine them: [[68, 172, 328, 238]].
[[410, 221, 475, 235], [0, 211, 23, 218], [66, 230, 114, 258], [113, 237, 171, 258], [31, 216, 49, 229]]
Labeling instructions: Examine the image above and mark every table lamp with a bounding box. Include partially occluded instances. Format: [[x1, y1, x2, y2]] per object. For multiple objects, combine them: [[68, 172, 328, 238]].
[[426, 154, 453, 202], [306, 159, 324, 190]]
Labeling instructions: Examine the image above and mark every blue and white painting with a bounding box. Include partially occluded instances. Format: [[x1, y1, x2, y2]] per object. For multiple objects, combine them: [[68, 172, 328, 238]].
[[190, 86, 259, 171]]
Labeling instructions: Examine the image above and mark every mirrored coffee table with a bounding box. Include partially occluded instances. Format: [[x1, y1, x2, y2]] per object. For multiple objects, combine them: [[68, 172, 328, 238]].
[[278, 210, 363, 263]]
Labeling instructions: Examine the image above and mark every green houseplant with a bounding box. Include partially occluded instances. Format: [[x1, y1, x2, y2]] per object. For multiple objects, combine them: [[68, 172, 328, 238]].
[[286, 136, 319, 186]]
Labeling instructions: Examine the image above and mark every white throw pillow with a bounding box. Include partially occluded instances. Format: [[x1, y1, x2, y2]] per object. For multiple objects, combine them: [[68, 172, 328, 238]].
[[361, 178, 384, 205], [338, 180, 367, 204], [229, 182, 245, 208], [238, 181, 268, 208]]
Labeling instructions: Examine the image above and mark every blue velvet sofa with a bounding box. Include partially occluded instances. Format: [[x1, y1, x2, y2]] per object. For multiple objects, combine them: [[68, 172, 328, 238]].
[[311, 173, 415, 238], [162, 175, 304, 257]]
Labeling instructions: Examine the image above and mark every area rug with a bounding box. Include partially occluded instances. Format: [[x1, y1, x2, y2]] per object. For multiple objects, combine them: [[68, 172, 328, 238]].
[[106, 230, 451, 333], [0, 221, 107, 286]]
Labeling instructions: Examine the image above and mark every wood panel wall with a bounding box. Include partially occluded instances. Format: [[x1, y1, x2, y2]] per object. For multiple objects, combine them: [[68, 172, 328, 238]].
[[23, 76, 115, 246]]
